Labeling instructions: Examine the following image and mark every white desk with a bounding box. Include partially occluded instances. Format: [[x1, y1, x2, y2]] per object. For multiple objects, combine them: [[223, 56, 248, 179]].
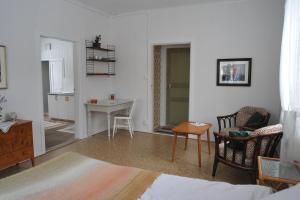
[[85, 99, 133, 138]]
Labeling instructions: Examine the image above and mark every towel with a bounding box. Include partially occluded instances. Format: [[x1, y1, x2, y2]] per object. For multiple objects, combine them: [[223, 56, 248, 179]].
[[0, 121, 15, 133]]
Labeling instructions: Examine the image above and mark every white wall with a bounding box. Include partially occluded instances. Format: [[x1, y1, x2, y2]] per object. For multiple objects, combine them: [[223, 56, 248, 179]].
[[109, 0, 284, 134], [0, 0, 284, 156], [109, 14, 149, 131], [0, 0, 111, 156]]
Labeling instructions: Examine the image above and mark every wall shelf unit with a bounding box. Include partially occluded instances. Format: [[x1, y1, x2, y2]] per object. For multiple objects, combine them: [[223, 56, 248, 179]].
[[85, 40, 116, 76]]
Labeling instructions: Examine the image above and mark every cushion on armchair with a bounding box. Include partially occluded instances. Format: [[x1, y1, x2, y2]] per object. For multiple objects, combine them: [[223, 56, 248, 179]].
[[228, 131, 251, 150], [236, 106, 268, 127], [245, 112, 265, 127], [229, 131, 250, 137], [220, 127, 240, 133], [253, 124, 283, 155], [253, 124, 283, 135]]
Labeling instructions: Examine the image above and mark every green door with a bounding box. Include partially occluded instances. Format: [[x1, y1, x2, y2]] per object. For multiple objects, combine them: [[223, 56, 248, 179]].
[[166, 48, 190, 125]]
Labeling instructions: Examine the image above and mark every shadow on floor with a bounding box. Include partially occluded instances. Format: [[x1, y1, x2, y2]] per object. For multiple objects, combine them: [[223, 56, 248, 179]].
[[45, 122, 76, 152], [0, 131, 253, 184]]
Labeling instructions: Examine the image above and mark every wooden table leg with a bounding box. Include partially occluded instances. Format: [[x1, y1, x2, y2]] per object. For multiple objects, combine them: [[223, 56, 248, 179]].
[[207, 128, 211, 155], [31, 157, 35, 167], [86, 108, 90, 136], [107, 112, 111, 139], [197, 134, 202, 167], [171, 133, 178, 162], [184, 134, 188, 150]]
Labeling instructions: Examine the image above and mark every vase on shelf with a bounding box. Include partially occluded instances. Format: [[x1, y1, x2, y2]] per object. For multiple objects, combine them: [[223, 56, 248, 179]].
[[93, 35, 101, 48], [93, 42, 101, 48]]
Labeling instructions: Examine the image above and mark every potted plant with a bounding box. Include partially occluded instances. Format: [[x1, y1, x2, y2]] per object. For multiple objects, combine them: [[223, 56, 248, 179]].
[[93, 35, 101, 48]]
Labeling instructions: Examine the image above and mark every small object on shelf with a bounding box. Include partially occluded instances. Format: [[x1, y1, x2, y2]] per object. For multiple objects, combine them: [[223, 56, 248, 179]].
[[85, 40, 116, 76], [86, 58, 116, 62], [3, 112, 17, 122], [86, 73, 116, 76], [93, 35, 101, 48], [89, 99, 98, 104], [109, 94, 115, 101]]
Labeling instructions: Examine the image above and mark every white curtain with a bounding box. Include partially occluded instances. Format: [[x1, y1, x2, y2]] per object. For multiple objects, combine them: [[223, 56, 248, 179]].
[[280, 0, 300, 163]]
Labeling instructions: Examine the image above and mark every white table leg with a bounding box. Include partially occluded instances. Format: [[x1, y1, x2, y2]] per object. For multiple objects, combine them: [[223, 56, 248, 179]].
[[107, 112, 111, 139], [86, 108, 89, 136]]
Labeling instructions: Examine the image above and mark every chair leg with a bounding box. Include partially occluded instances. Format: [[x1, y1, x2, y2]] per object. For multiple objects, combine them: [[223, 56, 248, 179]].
[[249, 171, 257, 184], [128, 119, 133, 138], [31, 158, 35, 167], [184, 134, 188, 150], [113, 118, 117, 138], [212, 157, 219, 177], [130, 119, 134, 135]]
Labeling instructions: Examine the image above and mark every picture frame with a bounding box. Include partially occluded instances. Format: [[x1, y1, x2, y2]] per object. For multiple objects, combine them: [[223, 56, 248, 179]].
[[0, 45, 8, 89], [217, 58, 252, 86]]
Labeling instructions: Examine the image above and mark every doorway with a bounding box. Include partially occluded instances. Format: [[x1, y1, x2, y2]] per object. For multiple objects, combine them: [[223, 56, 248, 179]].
[[153, 44, 190, 133], [40, 37, 77, 151]]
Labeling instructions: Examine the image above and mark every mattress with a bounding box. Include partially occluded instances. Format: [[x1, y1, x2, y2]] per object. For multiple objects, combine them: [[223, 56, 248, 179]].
[[139, 174, 272, 200]]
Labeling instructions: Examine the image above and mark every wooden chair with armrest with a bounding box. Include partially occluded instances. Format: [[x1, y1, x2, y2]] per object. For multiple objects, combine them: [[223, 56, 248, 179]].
[[212, 124, 283, 182], [217, 106, 271, 132]]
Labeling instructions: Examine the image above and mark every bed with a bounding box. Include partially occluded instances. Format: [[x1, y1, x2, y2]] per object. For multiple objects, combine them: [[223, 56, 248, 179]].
[[0, 152, 295, 200]]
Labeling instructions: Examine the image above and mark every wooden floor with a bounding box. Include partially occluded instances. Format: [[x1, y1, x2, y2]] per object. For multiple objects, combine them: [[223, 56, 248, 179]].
[[45, 124, 76, 151], [0, 130, 252, 184]]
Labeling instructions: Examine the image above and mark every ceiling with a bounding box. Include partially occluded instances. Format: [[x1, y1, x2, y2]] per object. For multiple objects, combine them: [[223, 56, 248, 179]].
[[73, 0, 244, 15]]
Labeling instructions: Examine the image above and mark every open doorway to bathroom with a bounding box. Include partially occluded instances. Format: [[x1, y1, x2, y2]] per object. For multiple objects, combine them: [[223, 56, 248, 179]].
[[153, 44, 190, 134], [40, 37, 76, 151]]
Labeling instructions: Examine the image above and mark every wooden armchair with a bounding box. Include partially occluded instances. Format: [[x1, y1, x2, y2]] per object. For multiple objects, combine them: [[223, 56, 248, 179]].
[[217, 106, 271, 132], [212, 124, 283, 182]]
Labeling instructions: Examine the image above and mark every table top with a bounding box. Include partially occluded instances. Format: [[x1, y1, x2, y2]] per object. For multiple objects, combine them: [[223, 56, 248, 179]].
[[85, 99, 133, 107], [172, 122, 212, 135], [258, 156, 300, 185]]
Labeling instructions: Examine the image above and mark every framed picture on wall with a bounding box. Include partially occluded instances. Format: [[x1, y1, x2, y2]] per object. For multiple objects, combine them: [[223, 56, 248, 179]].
[[0, 45, 8, 89], [217, 58, 252, 86]]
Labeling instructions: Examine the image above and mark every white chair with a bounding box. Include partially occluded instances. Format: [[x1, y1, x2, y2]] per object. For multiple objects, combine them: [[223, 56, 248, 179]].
[[113, 100, 135, 138]]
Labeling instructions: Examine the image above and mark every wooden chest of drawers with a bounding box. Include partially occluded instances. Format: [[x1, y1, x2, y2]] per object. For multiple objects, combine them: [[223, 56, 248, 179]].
[[0, 120, 35, 170]]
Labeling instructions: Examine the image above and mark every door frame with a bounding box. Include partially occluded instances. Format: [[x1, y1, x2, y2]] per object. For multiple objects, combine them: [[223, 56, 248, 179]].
[[38, 35, 80, 154], [148, 41, 193, 132], [165, 47, 190, 125]]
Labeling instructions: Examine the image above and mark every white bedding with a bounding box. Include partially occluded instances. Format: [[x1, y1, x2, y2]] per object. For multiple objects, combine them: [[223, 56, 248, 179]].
[[139, 174, 272, 200]]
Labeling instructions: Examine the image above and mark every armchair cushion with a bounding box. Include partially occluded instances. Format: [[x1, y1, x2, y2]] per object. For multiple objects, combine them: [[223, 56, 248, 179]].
[[253, 124, 283, 136], [229, 131, 250, 137], [253, 124, 283, 155], [228, 131, 251, 150], [236, 106, 269, 127], [220, 127, 240, 133], [245, 112, 265, 127]]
